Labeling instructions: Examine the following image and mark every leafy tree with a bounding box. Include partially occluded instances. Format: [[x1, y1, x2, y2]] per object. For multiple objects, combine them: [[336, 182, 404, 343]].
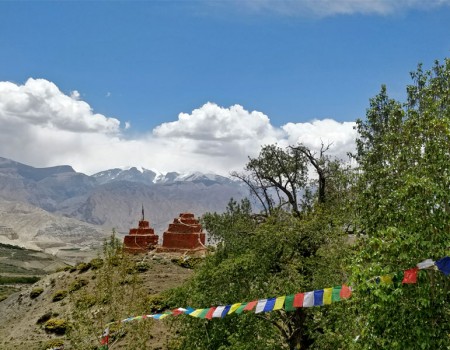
[[169, 143, 354, 349], [349, 59, 450, 349]]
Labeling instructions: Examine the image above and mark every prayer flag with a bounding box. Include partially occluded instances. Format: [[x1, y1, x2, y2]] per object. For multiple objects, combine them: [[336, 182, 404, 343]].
[[314, 290, 324, 306], [436, 256, 450, 276], [284, 294, 296, 311], [331, 286, 341, 302], [212, 306, 226, 318], [189, 309, 203, 318], [340, 285, 352, 299], [303, 292, 314, 307], [159, 314, 169, 319], [293, 293, 304, 307], [243, 300, 258, 312], [229, 303, 242, 314], [402, 267, 419, 284], [222, 305, 231, 317], [101, 327, 109, 345], [198, 309, 209, 319], [205, 307, 216, 320], [323, 288, 332, 305], [417, 259, 435, 269], [184, 307, 195, 315], [235, 303, 247, 314], [255, 299, 267, 314], [263, 298, 276, 312], [274, 296, 285, 310]]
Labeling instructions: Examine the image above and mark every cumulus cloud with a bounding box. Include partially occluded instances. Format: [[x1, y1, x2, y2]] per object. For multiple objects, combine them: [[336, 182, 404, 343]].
[[0, 78, 120, 133], [0, 78, 357, 176], [228, 0, 450, 17]]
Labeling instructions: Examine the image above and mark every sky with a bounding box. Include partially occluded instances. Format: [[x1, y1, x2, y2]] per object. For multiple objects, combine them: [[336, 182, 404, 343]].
[[0, 0, 449, 175]]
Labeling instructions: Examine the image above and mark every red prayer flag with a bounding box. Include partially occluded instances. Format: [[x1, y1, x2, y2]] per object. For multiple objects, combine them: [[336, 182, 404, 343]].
[[293, 293, 304, 307], [243, 300, 258, 312], [340, 285, 352, 299], [402, 267, 418, 284], [205, 307, 216, 320], [172, 309, 184, 316]]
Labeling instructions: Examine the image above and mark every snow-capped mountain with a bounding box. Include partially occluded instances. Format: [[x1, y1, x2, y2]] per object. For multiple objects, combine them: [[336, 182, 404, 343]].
[[92, 167, 237, 186]]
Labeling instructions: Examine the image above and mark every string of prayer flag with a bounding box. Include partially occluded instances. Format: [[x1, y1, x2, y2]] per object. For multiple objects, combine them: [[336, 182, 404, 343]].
[[100, 255, 449, 342]]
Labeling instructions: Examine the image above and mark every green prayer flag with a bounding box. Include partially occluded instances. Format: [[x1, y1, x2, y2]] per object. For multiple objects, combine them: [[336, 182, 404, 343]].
[[235, 303, 247, 314], [332, 286, 342, 302], [198, 309, 209, 319], [285, 294, 296, 311]]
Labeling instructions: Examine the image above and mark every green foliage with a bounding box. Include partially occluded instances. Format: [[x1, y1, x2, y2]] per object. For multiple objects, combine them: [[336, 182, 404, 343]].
[[51, 290, 68, 302], [349, 59, 450, 349], [43, 318, 68, 335], [30, 287, 44, 299]]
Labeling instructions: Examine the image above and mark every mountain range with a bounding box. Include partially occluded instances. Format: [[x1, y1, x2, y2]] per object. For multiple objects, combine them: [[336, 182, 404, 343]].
[[0, 157, 247, 256]]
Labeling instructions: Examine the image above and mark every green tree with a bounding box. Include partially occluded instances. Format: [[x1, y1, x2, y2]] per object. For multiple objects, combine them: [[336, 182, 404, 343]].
[[350, 59, 450, 349], [169, 143, 354, 349]]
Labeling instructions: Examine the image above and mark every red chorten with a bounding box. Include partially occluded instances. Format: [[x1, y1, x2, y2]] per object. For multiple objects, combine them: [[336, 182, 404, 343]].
[[123, 206, 159, 254], [161, 213, 206, 251]]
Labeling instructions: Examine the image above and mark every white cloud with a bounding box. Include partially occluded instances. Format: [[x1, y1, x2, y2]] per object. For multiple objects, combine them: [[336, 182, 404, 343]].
[[229, 0, 450, 17], [283, 119, 357, 160], [0, 78, 121, 133], [0, 79, 357, 176]]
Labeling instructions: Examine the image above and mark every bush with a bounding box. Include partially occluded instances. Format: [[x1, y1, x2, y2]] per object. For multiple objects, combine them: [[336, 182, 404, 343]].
[[135, 261, 150, 272], [43, 318, 68, 335], [41, 338, 64, 350], [0, 275, 40, 284], [30, 287, 44, 299], [68, 279, 88, 293], [37, 311, 58, 324], [146, 294, 171, 313], [75, 262, 91, 273], [52, 290, 67, 302], [89, 258, 104, 270], [171, 256, 203, 269], [75, 293, 96, 309]]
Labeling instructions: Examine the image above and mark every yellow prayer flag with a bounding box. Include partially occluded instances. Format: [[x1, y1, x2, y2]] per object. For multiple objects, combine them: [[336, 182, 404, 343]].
[[159, 314, 169, 319], [189, 309, 203, 317], [273, 296, 286, 310], [228, 303, 242, 314], [323, 288, 332, 305]]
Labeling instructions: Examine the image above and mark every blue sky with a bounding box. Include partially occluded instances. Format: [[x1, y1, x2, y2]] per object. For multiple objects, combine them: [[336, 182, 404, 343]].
[[0, 1, 449, 174]]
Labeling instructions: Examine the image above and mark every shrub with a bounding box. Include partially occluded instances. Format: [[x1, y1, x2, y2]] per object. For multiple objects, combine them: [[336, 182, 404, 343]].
[[52, 290, 67, 302], [43, 318, 68, 335], [75, 293, 96, 309], [76, 262, 91, 273], [30, 287, 44, 299], [37, 311, 58, 324], [68, 279, 88, 293], [89, 258, 104, 270], [41, 338, 64, 350], [135, 261, 150, 272], [146, 294, 171, 313]]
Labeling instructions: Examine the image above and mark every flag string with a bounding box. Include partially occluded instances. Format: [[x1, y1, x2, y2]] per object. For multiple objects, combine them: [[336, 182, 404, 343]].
[[99, 256, 449, 346]]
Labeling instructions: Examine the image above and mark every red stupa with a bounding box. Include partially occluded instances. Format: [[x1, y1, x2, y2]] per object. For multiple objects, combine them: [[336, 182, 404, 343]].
[[123, 206, 159, 254], [160, 213, 206, 252]]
